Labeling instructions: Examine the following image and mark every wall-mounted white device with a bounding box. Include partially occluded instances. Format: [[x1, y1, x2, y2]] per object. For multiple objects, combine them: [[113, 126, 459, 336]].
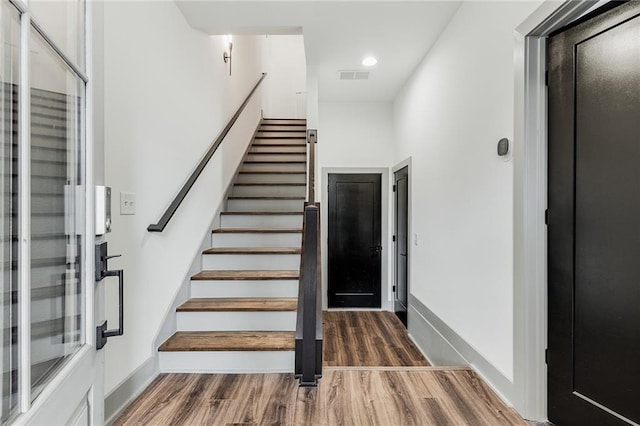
[[96, 186, 112, 235]]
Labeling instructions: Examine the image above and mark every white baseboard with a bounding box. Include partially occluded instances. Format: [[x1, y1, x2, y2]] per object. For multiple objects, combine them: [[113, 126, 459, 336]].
[[104, 357, 159, 425], [407, 294, 516, 407]]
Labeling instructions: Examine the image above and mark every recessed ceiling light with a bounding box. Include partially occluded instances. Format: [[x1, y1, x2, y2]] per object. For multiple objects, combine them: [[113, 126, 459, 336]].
[[362, 57, 378, 67]]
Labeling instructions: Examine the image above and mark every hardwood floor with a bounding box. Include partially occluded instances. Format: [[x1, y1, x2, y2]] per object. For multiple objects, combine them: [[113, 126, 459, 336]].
[[323, 311, 430, 367], [113, 368, 526, 425]]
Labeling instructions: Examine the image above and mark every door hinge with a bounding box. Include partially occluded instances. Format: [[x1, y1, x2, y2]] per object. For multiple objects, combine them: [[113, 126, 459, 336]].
[[545, 348, 549, 365], [392, 235, 396, 242], [545, 209, 549, 225], [545, 69, 549, 87], [393, 185, 396, 192]]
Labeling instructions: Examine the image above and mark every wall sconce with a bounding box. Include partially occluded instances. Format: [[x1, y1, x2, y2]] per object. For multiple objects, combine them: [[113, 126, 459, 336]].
[[223, 34, 233, 76]]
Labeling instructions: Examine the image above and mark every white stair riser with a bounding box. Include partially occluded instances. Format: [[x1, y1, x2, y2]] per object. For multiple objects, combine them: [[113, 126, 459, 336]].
[[251, 146, 306, 153], [202, 253, 300, 270], [246, 154, 306, 162], [257, 132, 306, 138], [252, 139, 306, 146], [159, 351, 294, 374], [232, 185, 305, 197], [262, 119, 306, 126], [236, 173, 306, 184], [211, 232, 301, 247], [220, 214, 302, 228], [177, 311, 296, 331], [191, 280, 299, 298], [241, 163, 306, 172], [227, 199, 304, 212], [259, 125, 306, 132]]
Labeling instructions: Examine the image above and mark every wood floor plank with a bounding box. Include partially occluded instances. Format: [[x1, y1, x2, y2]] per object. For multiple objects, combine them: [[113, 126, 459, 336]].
[[114, 370, 526, 425], [177, 297, 298, 312], [323, 311, 430, 367], [158, 331, 295, 352]]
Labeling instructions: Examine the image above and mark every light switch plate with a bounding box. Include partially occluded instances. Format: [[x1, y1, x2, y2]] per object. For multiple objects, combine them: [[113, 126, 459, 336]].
[[120, 192, 136, 215]]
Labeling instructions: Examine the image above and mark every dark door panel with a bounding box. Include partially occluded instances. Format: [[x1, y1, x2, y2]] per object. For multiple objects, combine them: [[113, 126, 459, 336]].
[[548, 2, 640, 424], [328, 174, 381, 308]]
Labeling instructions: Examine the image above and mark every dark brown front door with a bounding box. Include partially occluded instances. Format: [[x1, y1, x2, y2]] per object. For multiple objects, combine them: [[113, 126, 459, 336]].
[[328, 173, 381, 308], [548, 2, 640, 424]]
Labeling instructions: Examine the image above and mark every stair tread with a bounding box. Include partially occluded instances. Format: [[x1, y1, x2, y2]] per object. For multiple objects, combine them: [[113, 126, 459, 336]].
[[251, 143, 307, 147], [192, 270, 299, 280], [227, 196, 305, 200], [234, 183, 305, 186], [243, 160, 306, 163], [212, 228, 302, 233], [203, 247, 301, 255], [159, 331, 295, 352], [177, 297, 297, 312], [220, 211, 303, 215]]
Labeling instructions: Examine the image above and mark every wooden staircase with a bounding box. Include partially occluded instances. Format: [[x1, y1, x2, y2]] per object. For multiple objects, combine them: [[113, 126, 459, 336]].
[[158, 118, 307, 373]]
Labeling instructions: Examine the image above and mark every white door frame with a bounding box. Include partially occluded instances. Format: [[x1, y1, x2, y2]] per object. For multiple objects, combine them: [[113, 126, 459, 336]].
[[5, 0, 101, 423], [513, 0, 599, 421], [391, 158, 411, 316]]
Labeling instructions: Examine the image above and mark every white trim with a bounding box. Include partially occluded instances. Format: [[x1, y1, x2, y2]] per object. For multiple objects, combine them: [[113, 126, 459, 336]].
[[18, 9, 32, 412], [513, 1, 595, 421], [104, 357, 159, 425], [391, 158, 411, 317], [321, 167, 391, 311], [408, 294, 514, 397]]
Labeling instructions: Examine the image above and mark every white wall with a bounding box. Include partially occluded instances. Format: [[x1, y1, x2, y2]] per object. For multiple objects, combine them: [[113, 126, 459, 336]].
[[393, 1, 541, 384], [102, 1, 264, 394], [261, 35, 306, 118], [318, 102, 395, 309]]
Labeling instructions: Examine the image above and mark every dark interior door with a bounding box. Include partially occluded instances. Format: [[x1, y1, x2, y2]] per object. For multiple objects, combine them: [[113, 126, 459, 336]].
[[548, 3, 640, 425], [394, 167, 408, 321], [328, 173, 381, 308]]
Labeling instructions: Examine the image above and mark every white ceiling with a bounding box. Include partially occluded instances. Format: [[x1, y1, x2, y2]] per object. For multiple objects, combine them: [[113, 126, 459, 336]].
[[175, 1, 462, 102]]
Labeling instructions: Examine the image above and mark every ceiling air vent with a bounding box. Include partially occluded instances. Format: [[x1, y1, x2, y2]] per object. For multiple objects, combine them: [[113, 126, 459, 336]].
[[338, 70, 370, 81]]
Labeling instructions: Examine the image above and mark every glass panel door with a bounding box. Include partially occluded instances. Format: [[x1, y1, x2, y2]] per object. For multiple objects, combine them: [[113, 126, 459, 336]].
[[0, 3, 21, 421], [0, 0, 96, 421], [29, 27, 85, 399]]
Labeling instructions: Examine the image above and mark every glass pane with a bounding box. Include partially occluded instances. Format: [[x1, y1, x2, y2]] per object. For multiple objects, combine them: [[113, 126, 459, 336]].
[[0, 3, 21, 421], [30, 28, 85, 398], [29, 0, 85, 69]]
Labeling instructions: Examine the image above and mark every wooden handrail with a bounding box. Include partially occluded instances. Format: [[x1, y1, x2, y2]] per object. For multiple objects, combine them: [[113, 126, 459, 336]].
[[147, 73, 267, 232]]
